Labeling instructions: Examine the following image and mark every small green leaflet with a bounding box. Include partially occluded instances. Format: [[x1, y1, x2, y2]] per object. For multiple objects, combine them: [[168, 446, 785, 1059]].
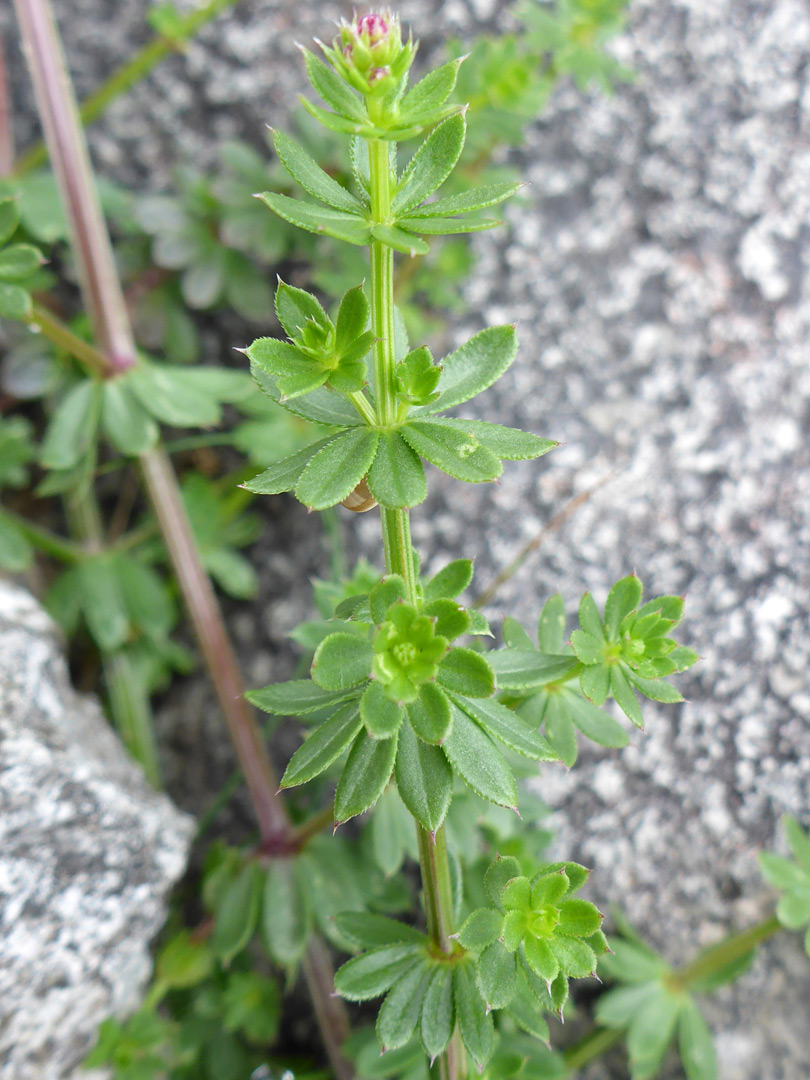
[[280, 703, 363, 788], [412, 325, 519, 416], [295, 428, 379, 510], [334, 728, 399, 823]]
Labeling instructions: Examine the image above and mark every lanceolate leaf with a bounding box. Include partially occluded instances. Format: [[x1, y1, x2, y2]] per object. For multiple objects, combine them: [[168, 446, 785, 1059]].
[[392, 114, 466, 215], [334, 944, 422, 1002], [251, 362, 363, 426], [443, 706, 518, 809], [258, 192, 371, 246], [420, 965, 455, 1059], [247, 679, 358, 716], [488, 649, 578, 691], [101, 380, 158, 456], [40, 380, 99, 470], [395, 720, 453, 832], [295, 427, 379, 510], [242, 437, 335, 495], [401, 420, 502, 484], [414, 325, 519, 415], [433, 418, 557, 461], [377, 963, 431, 1051], [398, 214, 501, 235], [303, 48, 367, 122], [367, 431, 427, 508], [262, 859, 310, 969], [403, 181, 522, 218], [456, 695, 558, 760], [272, 129, 364, 214], [454, 963, 495, 1069], [213, 862, 263, 966], [280, 703, 363, 788], [398, 58, 463, 122], [678, 998, 718, 1080], [371, 223, 430, 256], [334, 729, 399, 823], [275, 279, 329, 337], [311, 631, 373, 690], [335, 912, 428, 950], [438, 648, 495, 698]]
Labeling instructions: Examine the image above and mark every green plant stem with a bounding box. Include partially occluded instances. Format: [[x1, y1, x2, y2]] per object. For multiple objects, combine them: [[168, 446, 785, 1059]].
[[0, 507, 83, 562], [64, 483, 161, 785], [29, 303, 109, 377], [13, 0, 242, 176], [368, 130, 465, 1080], [563, 912, 784, 1073]]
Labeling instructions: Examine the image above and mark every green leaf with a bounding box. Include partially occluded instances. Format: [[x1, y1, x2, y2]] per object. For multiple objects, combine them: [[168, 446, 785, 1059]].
[[392, 115, 466, 215], [565, 691, 630, 748], [443, 705, 517, 809], [402, 419, 502, 483], [369, 575, 407, 624], [79, 555, 129, 650], [367, 431, 427, 509], [438, 647, 494, 697], [371, 786, 418, 874], [457, 695, 558, 760], [404, 181, 522, 218], [0, 198, 19, 245], [334, 728, 398, 823], [247, 679, 358, 716], [129, 361, 222, 427], [155, 930, 214, 990], [370, 223, 430, 256], [377, 963, 431, 1051], [399, 214, 501, 235], [408, 683, 452, 744], [595, 985, 654, 1030], [361, 681, 405, 739], [272, 129, 364, 214], [262, 859, 309, 969], [578, 592, 605, 639], [423, 559, 473, 602], [395, 720, 453, 832], [0, 282, 32, 320], [558, 899, 602, 938], [335, 284, 371, 353], [274, 279, 329, 337], [678, 999, 718, 1080], [251, 361, 363, 426], [0, 243, 43, 281], [302, 48, 367, 122], [538, 595, 567, 652], [399, 58, 463, 121], [258, 191, 371, 245], [625, 984, 682, 1077], [580, 662, 609, 705], [626, 668, 684, 703], [424, 599, 470, 641], [335, 912, 428, 950], [242, 436, 335, 495], [477, 941, 517, 1009], [485, 856, 523, 909], [570, 630, 604, 665], [785, 816, 810, 875], [599, 939, 668, 983], [300, 95, 375, 136], [507, 977, 552, 1043], [334, 944, 422, 1002], [296, 427, 380, 510], [101, 380, 158, 455], [40, 380, 99, 470], [312, 631, 372, 690], [280, 703, 363, 788], [456, 909, 503, 952], [415, 325, 518, 415], [776, 891, 810, 928], [213, 862, 263, 966], [420, 965, 455, 1060], [610, 664, 644, 728], [454, 963, 495, 1069], [604, 575, 643, 639], [0, 512, 33, 571], [433, 418, 556, 461], [488, 650, 577, 691], [539, 694, 578, 767]]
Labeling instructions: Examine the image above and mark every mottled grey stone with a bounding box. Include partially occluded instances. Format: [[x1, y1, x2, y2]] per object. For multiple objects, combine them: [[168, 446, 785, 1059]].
[[3, 0, 810, 1075], [0, 581, 194, 1080]]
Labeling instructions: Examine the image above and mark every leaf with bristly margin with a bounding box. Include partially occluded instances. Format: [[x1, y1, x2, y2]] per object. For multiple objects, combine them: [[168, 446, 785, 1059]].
[[0, 512, 33, 571], [247, 679, 358, 716], [368, 575, 407, 625], [377, 963, 432, 1051], [413, 325, 519, 416], [0, 282, 32, 320], [580, 662, 610, 705], [101, 380, 158, 456], [0, 198, 19, 245], [422, 599, 470, 642], [299, 95, 370, 136], [272, 129, 364, 214], [420, 964, 454, 1059], [242, 436, 335, 495], [401, 420, 502, 484], [626, 667, 684, 703], [334, 944, 422, 1002], [456, 696, 558, 760], [258, 192, 371, 246], [407, 683, 452, 744], [398, 57, 463, 121], [0, 243, 43, 281], [404, 181, 523, 218], [274, 279, 328, 338], [295, 427, 379, 510], [489, 649, 578, 691], [610, 664, 644, 728], [262, 859, 309, 969], [399, 214, 501, 235], [334, 284, 370, 353], [302, 48, 367, 121], [443, 705, 517, 809], [476, 941, 517, 1009], [40, 380, 99, 470], [370, 223, 430, 256], [334, 728, 398, 822], [456, 909, 502, 952], [423, 559, 473, 602], [604, 574, 643, 639], [507, 975, 552, 1043], [335, 912, 428, 951], [251, 361, 363, 426], [392, 115, 466, 215], [484, 856, 523, 910], [678, 999, 718, 1080], [312, 631, 372, 690], [370, 786, 417, 875], [280, 702, 362, 788], [361, 681, 405, 739], [438, 648, 494, 698], [213, 862, 263, 966], [538, 594, 567, 652], [395, 720, 453, 832], [565, 690, 630, 748], [454, 963, 495, 1070], [432, 418, 557, 461], [368, 431, 427, 509]]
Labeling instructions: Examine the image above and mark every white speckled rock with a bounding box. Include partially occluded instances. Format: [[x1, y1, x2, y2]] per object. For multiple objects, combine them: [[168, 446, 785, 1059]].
[[0, 580, 194, 1080]]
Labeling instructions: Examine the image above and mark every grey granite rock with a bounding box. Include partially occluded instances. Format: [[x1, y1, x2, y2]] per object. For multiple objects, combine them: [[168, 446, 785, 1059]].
[[3, 0, 810, 1076], [0, 580, 194, 1080]]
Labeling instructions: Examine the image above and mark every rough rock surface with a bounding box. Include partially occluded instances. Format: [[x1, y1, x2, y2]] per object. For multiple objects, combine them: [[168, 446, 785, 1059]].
[[0, 581, 194, 1080], [3, 0, 810, 1076]]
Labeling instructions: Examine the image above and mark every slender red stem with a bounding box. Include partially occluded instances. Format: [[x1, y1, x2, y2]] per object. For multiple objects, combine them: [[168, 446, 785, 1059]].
[[0, 30, 14, 175]]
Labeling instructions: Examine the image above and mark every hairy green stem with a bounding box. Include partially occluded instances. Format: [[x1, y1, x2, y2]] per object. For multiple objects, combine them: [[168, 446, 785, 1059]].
[[368, 132, 466, 1080], [13, 0, 242, 176]]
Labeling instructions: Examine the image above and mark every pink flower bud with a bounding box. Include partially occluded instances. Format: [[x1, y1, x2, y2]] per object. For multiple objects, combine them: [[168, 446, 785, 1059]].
[[357, 12, 389, 44], [368, 66, 390, 83]]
